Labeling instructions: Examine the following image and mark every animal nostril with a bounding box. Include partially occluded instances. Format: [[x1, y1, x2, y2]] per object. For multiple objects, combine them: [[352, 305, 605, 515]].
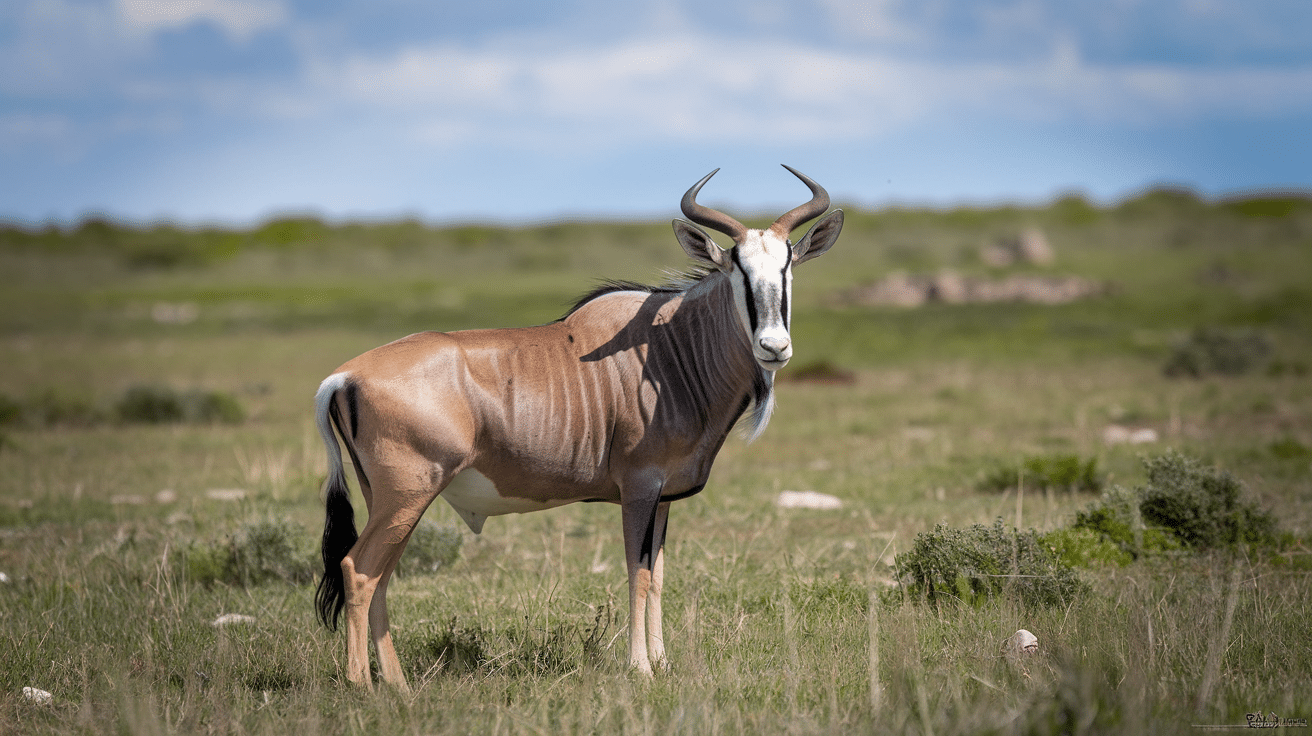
[[759, 336, 790, 355]]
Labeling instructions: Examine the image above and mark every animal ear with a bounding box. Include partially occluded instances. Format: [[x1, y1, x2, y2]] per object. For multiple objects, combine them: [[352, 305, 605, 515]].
[[791, 209, 844, 265], [672, 219, 732, 271]]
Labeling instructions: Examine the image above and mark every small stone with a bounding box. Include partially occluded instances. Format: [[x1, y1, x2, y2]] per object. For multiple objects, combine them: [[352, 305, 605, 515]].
[[1008, 629, 1039, 656], [1103, 425, 1158, 445], [1128, 428, 1158, 444], [1102, 425, 1130, 445], [212, 613, 256, 627], [776, 490, 843, 510], [22, 686, 53, 704]]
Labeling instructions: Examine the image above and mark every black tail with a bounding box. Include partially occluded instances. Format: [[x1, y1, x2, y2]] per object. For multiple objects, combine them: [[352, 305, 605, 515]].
[[314, 383, 360, 631]]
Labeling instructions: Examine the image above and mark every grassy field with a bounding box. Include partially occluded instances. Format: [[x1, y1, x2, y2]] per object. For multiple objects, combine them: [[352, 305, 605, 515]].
[[1, 189, 1310, 734]]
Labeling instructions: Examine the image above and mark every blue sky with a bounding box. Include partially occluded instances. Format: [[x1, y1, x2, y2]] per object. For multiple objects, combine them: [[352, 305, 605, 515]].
[[3, 0, 1310, 225]]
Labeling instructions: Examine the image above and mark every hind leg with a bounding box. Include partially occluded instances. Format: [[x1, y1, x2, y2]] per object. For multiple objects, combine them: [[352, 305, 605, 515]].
[[342, 475, 450, 690], [369, 527, 417, 688]]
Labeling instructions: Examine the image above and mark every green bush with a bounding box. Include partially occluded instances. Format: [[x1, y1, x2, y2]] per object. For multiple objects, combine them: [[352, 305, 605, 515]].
[[22, 388, 103, 427], [1270, 436, 1311, 460], [1066, 452, 1276, 557], [229, 519, 316, 585], [895, 519, 1087, 608], [978, 454, 1102, 493], [183, 519, 315, 587], [1040, 527, 1134, 568], [396, 519, 463, 576], [0, 386, 243, 428], [1069, 484, 1184, 561], [182, 541, 231, 584], [185, 390, 246, 424], [1163, 327, 1272, 377], [1138, 450, 1276, 549], [116, 385, 244, 425], [416, 617, 490, 675], [116, 385, 185, 424], [0, 394, 21, 426]]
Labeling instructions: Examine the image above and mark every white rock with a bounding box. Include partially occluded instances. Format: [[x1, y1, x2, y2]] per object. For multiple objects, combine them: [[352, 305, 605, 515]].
[[155, 489, 178, 504], [22, 686, 53, 704], [205, 488, 247, 502], [1128, 428, 1158, 444], [776, 490, 843, 510], [0, 572, 9, 584], [212, 613, 256, 627], [151, 302, 199, 325], [1102, 425, 1131, 445], [1103, 425, 1159, 445], [1009, 629, 1039, 655]]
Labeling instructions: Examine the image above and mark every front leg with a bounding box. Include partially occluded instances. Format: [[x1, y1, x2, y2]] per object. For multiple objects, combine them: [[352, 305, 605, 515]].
[[620, 486, 664, 675], [646, 503, 670, 670]]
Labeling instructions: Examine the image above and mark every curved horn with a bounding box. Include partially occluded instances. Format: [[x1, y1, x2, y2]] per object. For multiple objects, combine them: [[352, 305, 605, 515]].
[[770, 165, 830, 237], [681, 168, 747, 244]]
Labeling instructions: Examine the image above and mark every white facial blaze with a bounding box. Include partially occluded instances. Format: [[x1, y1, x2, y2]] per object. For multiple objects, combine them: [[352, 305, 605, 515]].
[[729, 230, 794, 370]]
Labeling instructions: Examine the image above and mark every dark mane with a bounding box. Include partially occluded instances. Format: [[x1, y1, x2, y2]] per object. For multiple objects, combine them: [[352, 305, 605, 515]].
[[560, 270, 711, 320]]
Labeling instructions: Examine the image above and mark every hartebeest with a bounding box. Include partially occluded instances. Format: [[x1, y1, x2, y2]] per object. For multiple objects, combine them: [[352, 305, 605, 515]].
[[314, 166, 843, 688]]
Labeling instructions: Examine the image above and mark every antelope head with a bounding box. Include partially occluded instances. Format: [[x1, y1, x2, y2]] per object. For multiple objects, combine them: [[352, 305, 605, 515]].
[[672, 165, 844, 371]]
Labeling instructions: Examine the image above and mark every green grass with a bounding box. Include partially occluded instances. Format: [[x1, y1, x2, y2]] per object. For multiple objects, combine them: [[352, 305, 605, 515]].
[[2, 189, 1311, 733]]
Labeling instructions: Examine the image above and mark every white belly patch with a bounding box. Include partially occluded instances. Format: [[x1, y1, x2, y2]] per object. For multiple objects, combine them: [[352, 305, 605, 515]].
[[440, 469, 576, 534]]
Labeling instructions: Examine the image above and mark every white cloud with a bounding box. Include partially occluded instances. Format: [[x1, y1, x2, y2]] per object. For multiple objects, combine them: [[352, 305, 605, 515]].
[[0, 0, 288, 97], [0, 0, 132, 93], [306, 32, 1312, 151], [814, 0, 920, 43], [0, 113, 75, 151], [115, 0, 286, 43]]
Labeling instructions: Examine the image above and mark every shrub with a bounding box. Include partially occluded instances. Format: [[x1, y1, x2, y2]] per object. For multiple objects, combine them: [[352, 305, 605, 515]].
[[500, 603, 613, 676], [228, 519, 316, 585], [417, 617, 490, 675], [23, 388, 103, 427], [1040, 527, 1134, 568], [1138, 451, 1276, 549], [1270, 436, 1311, 460], [185, 390, 246, 424], [978, 454, 1102, 493], [116, 385, 185, 424], [1163, 327, 1272, 377], [116, 385, 244, 425], [0, 386, 243, 428], [895, 519, 1087, 608], [183, 519, 316, 587], [1069, 484, 1183, 560], [396, 519, 463, 576], [183, 542, 230, 585], [1066, 452, 1276, 556], [0, 394, 21, 426]]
